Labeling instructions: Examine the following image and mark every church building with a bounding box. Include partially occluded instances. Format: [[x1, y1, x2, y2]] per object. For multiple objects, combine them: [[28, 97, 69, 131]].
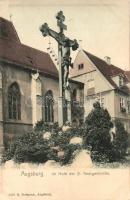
[[0, 17, 84, 152]]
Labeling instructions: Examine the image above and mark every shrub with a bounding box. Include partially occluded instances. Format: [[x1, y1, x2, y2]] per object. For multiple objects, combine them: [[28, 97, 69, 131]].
[[111, 120, 129, 161], [49, 128, 83, 165], [34, 120, 60, 133], [59, 144, 81, 165], [2, 124, 83, 165], [2, 137, 17, 162], [83, 101, 113, 162], [2, 132, 50, 163]]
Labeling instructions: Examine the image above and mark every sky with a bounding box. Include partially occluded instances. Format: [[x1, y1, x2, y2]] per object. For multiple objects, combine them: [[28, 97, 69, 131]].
[[0, 0, 129, 70]]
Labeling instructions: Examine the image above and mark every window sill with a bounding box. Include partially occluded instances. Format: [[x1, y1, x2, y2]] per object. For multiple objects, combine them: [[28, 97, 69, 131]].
[[5, 120, 32, 125]]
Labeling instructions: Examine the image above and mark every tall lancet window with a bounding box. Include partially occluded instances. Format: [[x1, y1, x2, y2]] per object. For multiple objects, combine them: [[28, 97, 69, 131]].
[[36, 79, 42, 121], [45, 90, 54, 122], [0, 71, 2, 89], [8, 82, 21, 120]]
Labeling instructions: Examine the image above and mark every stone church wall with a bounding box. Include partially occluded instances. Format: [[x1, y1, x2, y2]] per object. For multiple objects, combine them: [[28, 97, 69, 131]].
[[0, 61, 83, 148], [1, 62, 33, 139]]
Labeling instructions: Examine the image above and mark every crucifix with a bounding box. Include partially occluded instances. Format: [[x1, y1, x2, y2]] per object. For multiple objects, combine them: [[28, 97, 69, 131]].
[[40, 11, 79, 127]]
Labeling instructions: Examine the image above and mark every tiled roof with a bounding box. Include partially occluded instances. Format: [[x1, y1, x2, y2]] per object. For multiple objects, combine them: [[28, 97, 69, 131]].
[[125, 71, 130, 81], [0, 17, 58, 77], [0, 17, 20, 43], [84, 50, 128, 89]]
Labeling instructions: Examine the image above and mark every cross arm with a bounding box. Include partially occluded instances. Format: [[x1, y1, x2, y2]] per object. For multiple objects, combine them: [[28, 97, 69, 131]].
[[40, 23, 62, 43], [40, 23, 79, 51], [40, 23, 49, 37], [68, 38, 79, 51]]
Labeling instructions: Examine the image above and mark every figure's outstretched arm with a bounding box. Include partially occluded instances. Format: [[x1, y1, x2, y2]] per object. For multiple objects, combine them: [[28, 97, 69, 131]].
[[40, 23, 63, 44], [69, 39, 79, 51]]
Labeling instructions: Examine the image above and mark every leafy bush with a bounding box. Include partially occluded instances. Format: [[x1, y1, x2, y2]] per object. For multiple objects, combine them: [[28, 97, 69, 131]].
[[2, 124, 83, 165], [3, 111, 128, 165], [111, 120, 129, 161], [59, 144, 81, 165], [2, 132, 50, 163], [34, 121, 60, 133], [83, 101, 113, 162], [49, 128, 83, 165]]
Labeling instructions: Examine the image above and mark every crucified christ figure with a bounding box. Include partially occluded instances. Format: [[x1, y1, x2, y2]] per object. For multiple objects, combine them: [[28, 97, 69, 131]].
[[40, 12, 79, 90]]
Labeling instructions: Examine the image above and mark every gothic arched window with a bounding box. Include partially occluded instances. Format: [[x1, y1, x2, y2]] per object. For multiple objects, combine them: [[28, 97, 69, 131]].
[[0, 71, 2, 89], [8, 82, 21, 120], [45, 90, 54, 122]]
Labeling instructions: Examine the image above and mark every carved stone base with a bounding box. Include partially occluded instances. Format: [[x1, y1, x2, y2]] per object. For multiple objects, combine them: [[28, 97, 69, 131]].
[[58, 97, 64, 127], [67, 101, 72, 124]]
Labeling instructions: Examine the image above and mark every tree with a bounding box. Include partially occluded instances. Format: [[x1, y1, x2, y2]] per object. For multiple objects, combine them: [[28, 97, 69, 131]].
[[83, 101, 113, 162], [112, 120, 128, 160]]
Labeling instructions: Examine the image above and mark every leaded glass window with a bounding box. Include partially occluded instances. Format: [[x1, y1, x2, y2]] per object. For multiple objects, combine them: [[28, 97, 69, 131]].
[[8, 82, 21, 120]]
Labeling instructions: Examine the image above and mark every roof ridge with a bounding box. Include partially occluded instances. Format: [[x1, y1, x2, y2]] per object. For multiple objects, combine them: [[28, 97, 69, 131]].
[[11, 22, 21, 43], [0, 39, 58, 77], [83, 49, 124, 72], [0, 17, 58, 77], [0, 17, 11, 23], [0, 16, 21, 43], [82, 49, 129, 89]]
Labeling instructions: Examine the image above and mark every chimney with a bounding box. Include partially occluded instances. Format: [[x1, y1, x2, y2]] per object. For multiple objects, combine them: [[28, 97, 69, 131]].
[[104, 56, 111, 65]]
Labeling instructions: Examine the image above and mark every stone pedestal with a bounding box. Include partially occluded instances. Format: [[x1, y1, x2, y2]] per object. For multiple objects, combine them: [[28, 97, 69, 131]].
[[65, 89, 72, 124], [58, 97, 64, 127], [67, 101, 72, 124]]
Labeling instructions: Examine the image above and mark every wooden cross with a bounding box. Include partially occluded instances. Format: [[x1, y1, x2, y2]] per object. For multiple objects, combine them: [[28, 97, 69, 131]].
[[56, 11, 67, 33], [40, 11, 79, 126]]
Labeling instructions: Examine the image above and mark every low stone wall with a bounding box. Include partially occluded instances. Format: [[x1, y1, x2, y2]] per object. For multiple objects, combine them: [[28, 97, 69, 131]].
[[4, 122, 33, 145]]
